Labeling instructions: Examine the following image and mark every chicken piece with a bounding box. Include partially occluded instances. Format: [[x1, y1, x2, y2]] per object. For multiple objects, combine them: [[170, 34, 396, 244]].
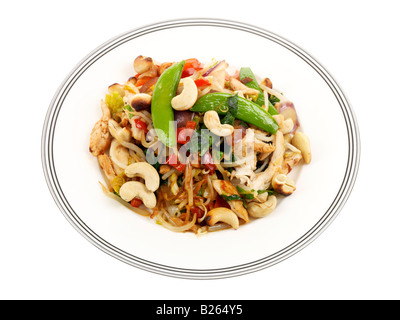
[[212, 180, 250, 223], [97, 154, 116, 185], [251, 130, 285, 191], [229, 77, 260, 95], [254, 138, 275, 154], [89, 101, 112, 156], [282, 151, 302, 174]]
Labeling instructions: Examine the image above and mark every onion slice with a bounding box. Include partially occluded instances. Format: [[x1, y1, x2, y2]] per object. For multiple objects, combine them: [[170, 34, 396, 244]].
[[202, 60, 229, 77]]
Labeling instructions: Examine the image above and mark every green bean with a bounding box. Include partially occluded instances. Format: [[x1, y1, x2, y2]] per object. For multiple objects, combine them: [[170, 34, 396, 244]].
[[151, 60, 185, 147], [190, 92, 279, 134], [239, 67, 279, 115]]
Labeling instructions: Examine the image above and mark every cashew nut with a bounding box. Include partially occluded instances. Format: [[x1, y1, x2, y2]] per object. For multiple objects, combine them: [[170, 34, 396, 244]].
[[205, 207, 239, 230], [281, 119, 294, 134], [133, 55, 154, 74], [272, 173, 296, 196], [108, 119, 131, 142], [130, 93, 152, 111], [247, 195, 277, 218], [171, 77, 198, 111], [254, 190, 269, 203], [119, 181, 157, 208], [124, 162, 160, 192], [291, 131, 311, 164], [203, 110, 234, 137]]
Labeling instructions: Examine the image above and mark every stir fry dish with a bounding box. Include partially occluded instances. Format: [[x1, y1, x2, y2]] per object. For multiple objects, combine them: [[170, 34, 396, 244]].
[[89, 56, 311, 234]]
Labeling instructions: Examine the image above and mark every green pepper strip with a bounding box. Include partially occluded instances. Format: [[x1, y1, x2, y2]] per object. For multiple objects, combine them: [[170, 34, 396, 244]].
[[190, 92, 279, 134], [239, 67, 279, 115], [151, 60, 185, 147]]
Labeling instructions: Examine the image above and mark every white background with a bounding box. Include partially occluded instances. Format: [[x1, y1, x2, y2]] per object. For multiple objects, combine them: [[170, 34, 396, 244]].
[[1, 0, 399, 300]]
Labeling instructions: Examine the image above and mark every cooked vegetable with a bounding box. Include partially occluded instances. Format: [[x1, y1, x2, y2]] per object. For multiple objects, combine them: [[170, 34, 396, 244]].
[[90, 55, 311, 235], [239, 67, 279, 115], [275, 101, 299, 132], [191, 92, 279, 134], [105, 91, 124, 116], [174, 110, 195, 128], [151, 60, 185, 147]]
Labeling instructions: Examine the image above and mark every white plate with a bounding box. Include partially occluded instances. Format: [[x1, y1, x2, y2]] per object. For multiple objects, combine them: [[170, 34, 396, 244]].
[[42, 18, 360, 279]]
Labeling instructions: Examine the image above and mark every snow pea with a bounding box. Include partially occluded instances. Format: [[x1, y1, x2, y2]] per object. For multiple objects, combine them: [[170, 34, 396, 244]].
[[190, 92, 279, 134], [239, 67, 279, 115], [151, 60, 185, 147]]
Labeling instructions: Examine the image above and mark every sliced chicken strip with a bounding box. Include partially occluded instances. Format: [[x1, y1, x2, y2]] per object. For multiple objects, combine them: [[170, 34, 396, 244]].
[[251, 130, 285, 191], [89, 101, 112, 156], [97, 154, 116, 185]]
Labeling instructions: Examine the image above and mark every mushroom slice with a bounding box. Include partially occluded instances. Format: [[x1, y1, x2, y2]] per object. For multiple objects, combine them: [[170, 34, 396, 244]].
[[205, 208, 239, 230], [108, 83, 125, 97], [130, 93, 152, 111], [212, 180, 250, 223], [134, 55, 154, 74], [124, 162, 160, 192], [119, 181, 157, 208]]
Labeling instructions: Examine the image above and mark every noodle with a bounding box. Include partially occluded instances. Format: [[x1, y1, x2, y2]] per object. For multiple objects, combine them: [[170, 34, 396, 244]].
[[185, 163, 193, 207], [156, 212, 197, 233], [89, 56, 311, 234]]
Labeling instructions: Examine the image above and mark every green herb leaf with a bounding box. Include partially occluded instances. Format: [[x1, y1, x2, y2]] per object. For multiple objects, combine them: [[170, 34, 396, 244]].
[[236, 186, 255, 200], [240, 121, 249, 128], [220, 194, 242, 201], [221, 112, 235, 125], [177, 176, 183, 187], [269, 95, 280, 105], [123, 105, 135, 119], [257, 189, 276, 195], [226, 93, 239, 116]]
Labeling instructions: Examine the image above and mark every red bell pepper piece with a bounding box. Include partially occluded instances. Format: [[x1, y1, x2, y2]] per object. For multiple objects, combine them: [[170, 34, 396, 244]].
[[184, 58, 202, 70], [190, 206, 205, 219], [134, 118, 148, 133], [166, 154, 186, 172], [186, 121, 197, 130], [130, 198, 143, 207], [194, 78, 211, 87], [202, 151, 216, 174], [135, 76, 152, 87], [177, 127, 195, 144], [181, 68, 195, 78]]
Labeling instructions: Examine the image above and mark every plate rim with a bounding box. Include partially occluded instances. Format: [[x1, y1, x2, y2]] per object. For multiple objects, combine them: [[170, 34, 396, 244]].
[[41, 18, 361, 279]]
